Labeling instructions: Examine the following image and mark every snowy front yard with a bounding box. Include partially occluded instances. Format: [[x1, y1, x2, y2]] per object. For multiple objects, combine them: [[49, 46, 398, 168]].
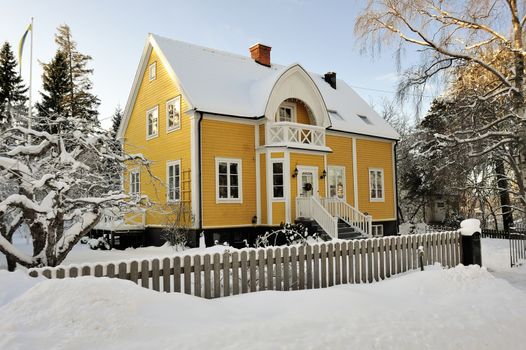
[[1, 238, 525, 349]]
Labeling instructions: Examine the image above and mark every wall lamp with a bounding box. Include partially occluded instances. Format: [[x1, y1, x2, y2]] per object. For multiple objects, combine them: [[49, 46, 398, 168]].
[[292, 167, 298, 178]]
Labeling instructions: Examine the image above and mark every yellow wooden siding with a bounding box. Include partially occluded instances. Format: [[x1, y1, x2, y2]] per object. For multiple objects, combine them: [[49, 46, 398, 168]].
[[201, 119, 256, 227], [259, 124, 265, 146], [272, 202, 286, 225], [123, 48, 192, 226], [260, 154, 267, 225], [290, 153, 326, 221], [326, 134, 355, 206], [271, 152, 284, 158], [356, 139, 395, 220], [295, 101, 312, 125]]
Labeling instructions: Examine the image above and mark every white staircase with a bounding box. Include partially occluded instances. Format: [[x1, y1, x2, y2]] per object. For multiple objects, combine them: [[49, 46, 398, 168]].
[[296, 197, 372, 239]]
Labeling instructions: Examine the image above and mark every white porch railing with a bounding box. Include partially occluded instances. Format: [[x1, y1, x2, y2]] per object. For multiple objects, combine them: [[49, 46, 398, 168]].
[[94, 208, 146, 231], [266, 121, 326, 147], [320, 198, 373, 237], [296, 197, 338, 239]]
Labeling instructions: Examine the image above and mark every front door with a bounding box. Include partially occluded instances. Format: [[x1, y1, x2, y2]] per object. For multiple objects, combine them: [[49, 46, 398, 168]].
[[297, 166, 318, 198]]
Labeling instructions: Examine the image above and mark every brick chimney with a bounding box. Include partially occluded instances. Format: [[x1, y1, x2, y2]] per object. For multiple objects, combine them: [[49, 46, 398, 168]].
[[249, 43, 271, 67]]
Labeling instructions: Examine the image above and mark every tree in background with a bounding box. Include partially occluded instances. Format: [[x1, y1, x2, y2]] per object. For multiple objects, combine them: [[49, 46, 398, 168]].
[[0, 42, 27, 126], [110, 105, 123, 139], [36, 50, 69, 134], [356, 0, 526, 229], [54, 24, 100, 124]]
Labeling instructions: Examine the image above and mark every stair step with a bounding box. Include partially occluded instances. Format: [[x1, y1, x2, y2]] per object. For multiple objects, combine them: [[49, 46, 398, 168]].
[[338, 231, 364, 240]]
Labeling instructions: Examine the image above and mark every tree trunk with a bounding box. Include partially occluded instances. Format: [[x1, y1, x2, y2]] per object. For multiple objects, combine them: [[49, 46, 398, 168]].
[[7, 255, 16, 271], [495, 158, 514, 231]]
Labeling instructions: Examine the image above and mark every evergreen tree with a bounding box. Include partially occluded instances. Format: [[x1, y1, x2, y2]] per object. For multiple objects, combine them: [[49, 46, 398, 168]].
[[110, 105, 123, 139], [0, 42, 27, 125], [36, 50, 69, 134], [54, 24, 100, 123]]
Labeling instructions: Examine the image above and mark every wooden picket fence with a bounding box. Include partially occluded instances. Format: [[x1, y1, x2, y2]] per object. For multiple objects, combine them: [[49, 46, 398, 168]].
[[28, 231, 461, 299]]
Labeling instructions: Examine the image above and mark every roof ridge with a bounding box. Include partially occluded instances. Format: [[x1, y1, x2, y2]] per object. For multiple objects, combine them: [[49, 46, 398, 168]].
[[151, 33, 257, 64]]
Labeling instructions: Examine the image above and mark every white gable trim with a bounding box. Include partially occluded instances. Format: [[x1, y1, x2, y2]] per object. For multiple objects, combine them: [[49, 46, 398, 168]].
[[117, 34, 196, 140], [264, 64, 331, 128]]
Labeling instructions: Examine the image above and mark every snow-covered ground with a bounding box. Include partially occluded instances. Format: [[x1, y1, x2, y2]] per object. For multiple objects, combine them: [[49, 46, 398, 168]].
[[0, 232, 225, 270], [1, 237, 525, 349]]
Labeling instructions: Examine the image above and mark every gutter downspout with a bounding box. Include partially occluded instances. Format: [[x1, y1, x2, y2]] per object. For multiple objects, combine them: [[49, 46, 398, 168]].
[[394, 141, 401, 234], [197, 111, 203, 231]]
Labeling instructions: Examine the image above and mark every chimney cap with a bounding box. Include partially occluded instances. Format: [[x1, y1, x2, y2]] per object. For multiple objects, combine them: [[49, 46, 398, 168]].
[[249, 42, 271, 50]]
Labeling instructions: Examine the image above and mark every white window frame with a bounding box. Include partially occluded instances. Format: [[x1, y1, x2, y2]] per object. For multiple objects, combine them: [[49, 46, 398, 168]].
[[215, 157, 243, 203], [271, 159, 285, 201], [146, 106, 159, 139], [328, 165, 346, 200], [369, 168, 385, 202], [166, 160, 181, 202], [166, 96, 181, 133], [372, 224, 384, 237], [276, 101, 296, 123], [129, 169, 140, 195], [149, 61, 156, 81]]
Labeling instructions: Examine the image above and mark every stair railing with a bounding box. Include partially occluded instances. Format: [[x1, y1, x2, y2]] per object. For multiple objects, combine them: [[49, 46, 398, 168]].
[[319, 198, 373, 237], [296, 196, 339, 239]]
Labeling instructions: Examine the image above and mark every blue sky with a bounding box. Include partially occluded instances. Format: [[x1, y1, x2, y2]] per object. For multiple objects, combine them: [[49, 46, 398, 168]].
[[1, 0, 434, 128]]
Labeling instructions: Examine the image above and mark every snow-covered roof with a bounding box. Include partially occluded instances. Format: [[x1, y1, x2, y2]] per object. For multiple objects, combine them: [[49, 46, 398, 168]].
[[121, 34, 400, 140]]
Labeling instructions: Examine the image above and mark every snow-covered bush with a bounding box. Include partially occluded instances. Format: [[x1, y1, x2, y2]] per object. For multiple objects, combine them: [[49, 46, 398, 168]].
[[254, 223, 318, 248], [87, 236, 111, 250], [161, 202, 194, 251]]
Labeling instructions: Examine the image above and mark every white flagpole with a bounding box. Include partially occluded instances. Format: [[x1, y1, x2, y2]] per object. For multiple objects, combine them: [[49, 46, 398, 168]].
[[28, 17, 33, 131]]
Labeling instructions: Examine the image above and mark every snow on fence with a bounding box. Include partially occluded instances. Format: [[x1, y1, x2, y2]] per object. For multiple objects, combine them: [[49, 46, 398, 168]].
[[28, 231, 461, 299]]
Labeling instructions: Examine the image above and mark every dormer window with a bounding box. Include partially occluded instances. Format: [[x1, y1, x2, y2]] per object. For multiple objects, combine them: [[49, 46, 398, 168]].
[[149, 62, 157, 81], [276, 102, 296, 122]]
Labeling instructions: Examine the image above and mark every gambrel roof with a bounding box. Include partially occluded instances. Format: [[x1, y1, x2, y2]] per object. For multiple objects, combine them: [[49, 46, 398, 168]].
[[119, 34, 400, 140]]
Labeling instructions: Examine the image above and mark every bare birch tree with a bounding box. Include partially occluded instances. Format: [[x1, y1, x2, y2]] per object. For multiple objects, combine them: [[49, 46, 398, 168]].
[[356, 0, 526, 227]]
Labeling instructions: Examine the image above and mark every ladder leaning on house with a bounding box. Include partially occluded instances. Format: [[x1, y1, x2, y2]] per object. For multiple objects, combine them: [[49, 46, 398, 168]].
[[296, 197, 372, 239]]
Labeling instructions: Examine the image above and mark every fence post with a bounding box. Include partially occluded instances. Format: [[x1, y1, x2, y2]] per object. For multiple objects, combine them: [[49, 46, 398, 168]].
[[459, 219, 482, 266]]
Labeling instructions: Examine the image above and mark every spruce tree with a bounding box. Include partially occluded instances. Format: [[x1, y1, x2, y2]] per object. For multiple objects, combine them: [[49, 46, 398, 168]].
[[0, 42, 27, 126], [54, 24, 100, 124], [110, 105, 123, 139], [36, 50, 69, 134]]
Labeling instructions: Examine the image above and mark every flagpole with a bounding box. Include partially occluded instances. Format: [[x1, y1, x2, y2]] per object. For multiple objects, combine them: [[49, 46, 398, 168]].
[[28, 17, 33, 131]]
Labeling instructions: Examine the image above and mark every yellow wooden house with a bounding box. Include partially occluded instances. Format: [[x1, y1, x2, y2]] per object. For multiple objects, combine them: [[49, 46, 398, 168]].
[[116, 34, 400, 247]]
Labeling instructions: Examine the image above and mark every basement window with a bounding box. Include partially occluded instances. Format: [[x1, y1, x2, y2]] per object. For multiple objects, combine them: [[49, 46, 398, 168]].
[[372, 224, 384, 236]]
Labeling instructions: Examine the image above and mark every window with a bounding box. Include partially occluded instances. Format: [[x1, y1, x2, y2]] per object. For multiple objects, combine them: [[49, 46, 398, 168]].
[[149, 62, 156, 81], [369, 168, 384, 201], [167, 161, 181, 202], [272, 161, 284, 199], [216, 158, 242, 202], [166, 96, 181, 132], [276, 102, 296, 122], [372, 224, 384, 237], [130, 170, 140, 195], [328, 166, 345, 199], [146, 106, 158, 139]]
